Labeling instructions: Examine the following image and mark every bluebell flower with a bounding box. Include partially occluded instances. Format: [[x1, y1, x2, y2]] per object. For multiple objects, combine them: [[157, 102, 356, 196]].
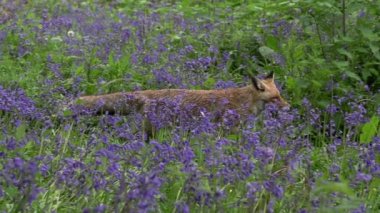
[[175, 201, 190, 213], [356, 172, 372, 182], [254, 146, 275, 165], [264, 180, 284, 199]]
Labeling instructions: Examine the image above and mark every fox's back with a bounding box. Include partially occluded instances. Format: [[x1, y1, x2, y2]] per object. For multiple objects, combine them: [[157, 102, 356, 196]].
[[131, 87, 259, 115]]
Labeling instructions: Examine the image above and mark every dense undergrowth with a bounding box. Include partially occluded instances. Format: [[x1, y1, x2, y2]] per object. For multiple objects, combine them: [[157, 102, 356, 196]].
[[0, 0, 379, 212]]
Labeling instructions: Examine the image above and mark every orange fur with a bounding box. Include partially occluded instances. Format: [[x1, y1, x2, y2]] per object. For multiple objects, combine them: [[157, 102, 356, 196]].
[[77, 75, 289, 117]]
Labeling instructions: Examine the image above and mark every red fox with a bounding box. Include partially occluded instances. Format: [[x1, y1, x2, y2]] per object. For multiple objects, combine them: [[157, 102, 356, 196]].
[[77, 72, 289, 138], [76, 72, 289, 136]]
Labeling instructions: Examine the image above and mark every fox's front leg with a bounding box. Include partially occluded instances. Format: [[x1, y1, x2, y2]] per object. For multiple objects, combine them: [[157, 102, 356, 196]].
[[141, 117, 156, 143]]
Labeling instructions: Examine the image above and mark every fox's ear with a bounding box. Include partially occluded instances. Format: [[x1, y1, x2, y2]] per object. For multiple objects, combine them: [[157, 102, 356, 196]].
[[251, 76, 265, 92], [265, 71, 274, 79]]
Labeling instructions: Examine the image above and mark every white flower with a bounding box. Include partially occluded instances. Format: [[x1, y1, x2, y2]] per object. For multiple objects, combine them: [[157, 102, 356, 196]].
[[67, 30, 75, 37]]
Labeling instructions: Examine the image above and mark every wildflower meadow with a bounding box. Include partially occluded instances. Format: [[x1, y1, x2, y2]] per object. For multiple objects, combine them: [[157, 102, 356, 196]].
[[0, 0, 379, 212]]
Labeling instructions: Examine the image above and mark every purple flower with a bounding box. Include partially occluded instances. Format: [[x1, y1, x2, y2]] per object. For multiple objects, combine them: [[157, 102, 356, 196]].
[[143, 51, 159, 64], [326, 104, 339, 115], [40, 164, 50, 177], [271, 19, 294, 39], [357, 10, 366, 18], [217, 152, 255, 183], [55, 158, 87, 189], [222, 51, 230, 61], [222, 109, 240, 129], [329, 164, 340, 175], [268, 199, 275, 213], [195, 190, 212, 206], [121, 28, 131, 42], [254, 146, 275, 165], [214, 187, 225, 200], [356, 172, 372, 182], [0, 86, 39, 118], [246, 182, 262, 199], [352, 204, 366, 213], [208, 45, 219, 54], [0, 30, 7, 43], [175, 201, 190, 213], [271, 52, 286, 67], [345, 103, 367, 127], [180, 142, 195, 165], [107, 161, 122, 179], [153, 68, 182, 86], [28, 186, 44, 204], [150, 141, 176, 164], [4, 137, 17, 150], [1, 157, 43, 206], [179, 45, 194, 55], [0, 185, 3, 198], [264, 180, 284, 198], [215, 80, 237, 89], [83, 204, 106, 213], [184, 56, 213, 71], [94, 204, 106, 213], [125, 168, 163, 213]]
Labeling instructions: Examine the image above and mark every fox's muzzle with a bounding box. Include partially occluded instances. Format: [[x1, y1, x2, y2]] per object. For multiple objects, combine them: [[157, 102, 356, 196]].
[[278, 97, 290, 109]]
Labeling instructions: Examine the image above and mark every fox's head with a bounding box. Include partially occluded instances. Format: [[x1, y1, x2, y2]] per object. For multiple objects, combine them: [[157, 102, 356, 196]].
[[250, 72, 289, 108]]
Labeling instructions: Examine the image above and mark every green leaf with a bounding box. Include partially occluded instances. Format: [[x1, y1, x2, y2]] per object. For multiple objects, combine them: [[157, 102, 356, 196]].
[[317, 2, 333, 8], [286, 77, 296, 91], [247, 4, 263, 12], [63, 109, 73, 117], [171, 34, 181, 41], [4, 185, 19, 198], [334, 199, 363, 211], [317, 100, 330, 108], [200, 177, 211, 192], [369, 43, 379, 54], [359, 27, 380, 41], [258, 46, 275, 60], [204, 77, 216, 89], [15, 123, 26, 140], [337, 48, 353, 60], [333, 61, 349, 70], [265, 36, 279, 51], [360, 116, 380, 144], [311, 80, 322, 89], [345, 71, 361, 81], [369, 43, 380, 60], [314, 181, 355, 197]]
